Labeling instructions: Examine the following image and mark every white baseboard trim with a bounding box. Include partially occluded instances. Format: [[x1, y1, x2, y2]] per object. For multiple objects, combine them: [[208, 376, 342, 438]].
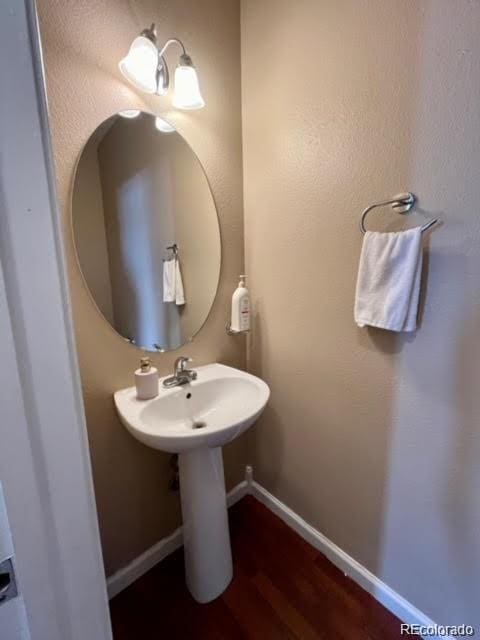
[[226, 480, 249, 508], [106, 526, 183, 600], [106, 479, 249, 600], [250, 481, 452, 640]]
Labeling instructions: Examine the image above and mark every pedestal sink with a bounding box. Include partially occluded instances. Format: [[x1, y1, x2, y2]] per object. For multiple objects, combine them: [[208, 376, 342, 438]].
[[114, 363, 269, 603]]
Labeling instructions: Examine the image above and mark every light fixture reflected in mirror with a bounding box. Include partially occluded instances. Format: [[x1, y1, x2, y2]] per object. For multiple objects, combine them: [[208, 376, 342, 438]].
[[119, 109, 141, 118], [155, 117, 176, 133], [119, 24, 205, 110]]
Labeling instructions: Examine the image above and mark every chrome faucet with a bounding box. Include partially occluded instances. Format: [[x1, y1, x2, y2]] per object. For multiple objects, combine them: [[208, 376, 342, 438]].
[[163, 356, 198, 388]]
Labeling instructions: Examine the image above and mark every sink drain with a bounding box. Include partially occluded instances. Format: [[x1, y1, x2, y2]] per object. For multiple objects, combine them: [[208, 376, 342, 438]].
[[192, 420, 207, 430]]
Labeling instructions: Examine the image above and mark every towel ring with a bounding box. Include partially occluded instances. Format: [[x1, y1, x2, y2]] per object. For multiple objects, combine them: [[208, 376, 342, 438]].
[[360, 193, 438, 235]]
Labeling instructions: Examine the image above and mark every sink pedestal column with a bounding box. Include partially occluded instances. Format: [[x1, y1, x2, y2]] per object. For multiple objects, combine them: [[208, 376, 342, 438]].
[[178, 446, 233, 603]]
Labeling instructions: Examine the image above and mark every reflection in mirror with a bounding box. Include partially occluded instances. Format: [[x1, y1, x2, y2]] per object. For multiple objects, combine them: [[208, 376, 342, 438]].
[[72, 112, 221, 352]]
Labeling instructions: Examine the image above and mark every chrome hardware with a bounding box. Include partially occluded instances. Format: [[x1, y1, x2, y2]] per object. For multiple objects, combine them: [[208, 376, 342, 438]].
[[163, 356, 197, 388], [175, 356, 191, 374], [165, 243, 179, 259], [360, 192, 439, 235]]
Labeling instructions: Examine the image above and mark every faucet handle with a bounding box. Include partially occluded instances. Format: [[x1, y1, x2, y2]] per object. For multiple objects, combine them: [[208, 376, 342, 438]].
[[174, 356, 192, 373]]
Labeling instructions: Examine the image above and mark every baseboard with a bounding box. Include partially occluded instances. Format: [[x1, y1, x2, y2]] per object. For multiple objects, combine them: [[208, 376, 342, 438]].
[[250, 481, 452, 640], [106, 526, 182, 600], [226, 480, 249, 508], [106, 479, 249, 600]]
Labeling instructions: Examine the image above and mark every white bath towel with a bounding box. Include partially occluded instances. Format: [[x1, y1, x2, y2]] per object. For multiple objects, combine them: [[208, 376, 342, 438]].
[[354, 228, 423, 332], [163, 258, 185, 305]]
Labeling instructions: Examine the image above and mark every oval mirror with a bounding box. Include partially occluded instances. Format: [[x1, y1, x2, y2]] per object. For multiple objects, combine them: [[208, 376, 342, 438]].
[[72, 111, 221, 352]]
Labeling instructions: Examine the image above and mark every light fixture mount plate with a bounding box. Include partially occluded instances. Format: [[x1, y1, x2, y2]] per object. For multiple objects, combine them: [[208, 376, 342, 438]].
[[156, 55, 169, 95]]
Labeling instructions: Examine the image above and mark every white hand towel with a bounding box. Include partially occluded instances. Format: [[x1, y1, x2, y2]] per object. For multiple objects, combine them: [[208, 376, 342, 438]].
[[163, 258, 176, 302], [354, 227, 423, 332], [163, 258, 185, 306], [174, 259, 185, 306]]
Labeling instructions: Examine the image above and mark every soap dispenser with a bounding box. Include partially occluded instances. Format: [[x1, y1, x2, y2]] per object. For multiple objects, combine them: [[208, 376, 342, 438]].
[[230, 275, 250, 332], [135, 357, 158, 400]]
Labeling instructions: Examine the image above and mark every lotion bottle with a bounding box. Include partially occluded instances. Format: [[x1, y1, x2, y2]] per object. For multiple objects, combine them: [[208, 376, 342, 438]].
[[135, 357, 158, 400], [231, 275, 250, 332]]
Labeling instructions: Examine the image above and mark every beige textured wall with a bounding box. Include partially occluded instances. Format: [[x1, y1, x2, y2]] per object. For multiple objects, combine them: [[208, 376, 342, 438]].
[[36, 0, 246, 576], [242, 0, 480, 627]]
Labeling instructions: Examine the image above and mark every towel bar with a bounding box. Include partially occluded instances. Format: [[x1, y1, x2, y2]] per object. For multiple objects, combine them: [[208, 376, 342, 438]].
[[360, 193, 438, 234]]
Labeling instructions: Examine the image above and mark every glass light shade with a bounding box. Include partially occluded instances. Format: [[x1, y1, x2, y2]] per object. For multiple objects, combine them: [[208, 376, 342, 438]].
[[119, 109, 141, 118], [173, 64, 205, 110], [155, 117, 176, 133], [119, 36, 158, 94]]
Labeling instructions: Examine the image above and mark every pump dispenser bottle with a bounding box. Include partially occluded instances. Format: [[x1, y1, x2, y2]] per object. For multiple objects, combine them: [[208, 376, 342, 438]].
[[230, 275, 250, 332], [135, 357, 158, 400]]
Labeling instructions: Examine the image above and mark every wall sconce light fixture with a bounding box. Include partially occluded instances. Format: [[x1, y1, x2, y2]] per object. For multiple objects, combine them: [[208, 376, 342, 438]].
[[119, 24, 205, 110]]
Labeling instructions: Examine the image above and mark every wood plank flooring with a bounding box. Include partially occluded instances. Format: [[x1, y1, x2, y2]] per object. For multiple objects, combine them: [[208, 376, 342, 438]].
[[110, 496, 415, 639]]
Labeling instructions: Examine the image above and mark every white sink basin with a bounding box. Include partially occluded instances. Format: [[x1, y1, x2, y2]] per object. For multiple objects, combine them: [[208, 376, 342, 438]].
[[114, 363, 269, 454], [113, 362, 269, 604]]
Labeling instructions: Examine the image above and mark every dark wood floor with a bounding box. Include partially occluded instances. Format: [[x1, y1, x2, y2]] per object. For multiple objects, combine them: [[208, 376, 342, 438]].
[[110, 496, 415, 639]]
